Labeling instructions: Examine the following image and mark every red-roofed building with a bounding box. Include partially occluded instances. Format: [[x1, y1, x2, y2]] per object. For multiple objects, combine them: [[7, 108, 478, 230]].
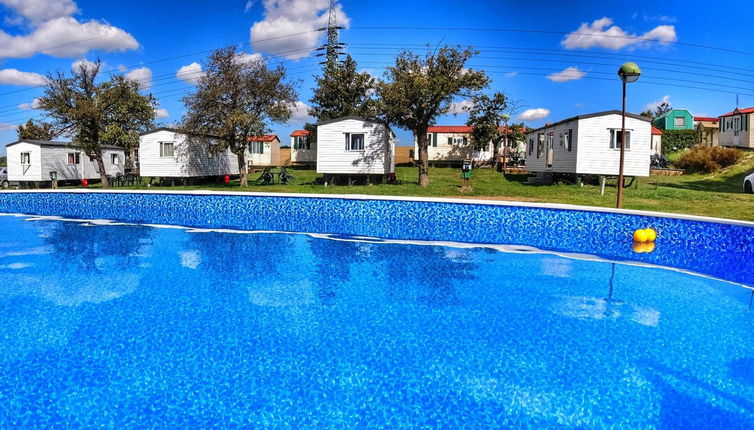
[[289, 129, 315, 165], [415, 125, 526, 166], [245, 134, 281, 167], [719, 107, 753, 148], [694, 117, 720, 147], [651, 127, 663, 156]]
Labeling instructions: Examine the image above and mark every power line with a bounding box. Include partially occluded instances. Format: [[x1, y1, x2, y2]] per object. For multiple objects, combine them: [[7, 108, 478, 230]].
[[349, 26, 754, 57]]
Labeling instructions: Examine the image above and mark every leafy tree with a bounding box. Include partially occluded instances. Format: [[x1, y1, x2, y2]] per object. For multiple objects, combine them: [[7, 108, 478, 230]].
[[0, 157, 6, 167], [38, 60, 156, 187], [465, 92, 516, 171], [181, 46, 297, 187], [641, 101, 672, 120], [309, 55, 378, 121], [378, 46, 489, 186], [17, 119, 55, 141]]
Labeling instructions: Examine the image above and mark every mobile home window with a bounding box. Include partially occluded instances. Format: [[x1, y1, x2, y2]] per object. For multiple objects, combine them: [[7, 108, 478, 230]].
[[20, 152, 31, 165], [67, 152, 80, 165], [346, 133, 365, 151], [111, 154, 121, 164], [249, 141, 265, 154], [159, 142, 174, 157], [609, 129, 631, 150], [528, 139, 533, 156], [536, 133, 544, 158], [567, 129, 574, 152], [674, 117, 685, 127], [298, 136, 310, 150]]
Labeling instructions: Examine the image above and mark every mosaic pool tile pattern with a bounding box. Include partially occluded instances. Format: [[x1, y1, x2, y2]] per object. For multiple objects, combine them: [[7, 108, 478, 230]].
[[0, 192, 752, 285], [1, 214, 754, 428]]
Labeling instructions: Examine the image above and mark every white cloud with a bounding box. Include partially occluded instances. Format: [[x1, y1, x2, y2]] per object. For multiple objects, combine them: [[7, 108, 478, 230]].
[[504, 72, 517, 78], [250, 0, 350, 60], [176, 62, 204, 85], [18, 98, 41, 110], [0, 16, 139, 59], [518, 108, 550, 121], [125, 67, 152, 90], [0, 68, 46, 86], [562, 17, 676, 50], [235, 51, 262, 65], [244, 0, 256, 12], [547, 66, 587, 82], [0, 0, 78, 25], [72, 58, 100, 72], [154, 108, 169, 119], [287, 101, 313, 124], [0, 122, 17, 132], [644, 95, 670, 112], [448, 100, 474, 115]]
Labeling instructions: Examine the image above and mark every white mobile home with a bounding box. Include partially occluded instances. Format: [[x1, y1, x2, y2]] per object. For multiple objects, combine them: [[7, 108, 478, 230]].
[[6, 140, 124, 183], [139, 128, 239, 178], [525, 110, 652, 178], [245, 135, 281, 168], [316, 116, 395, 176], [290, 130, 315, 165], [414, 125, 526, 166]]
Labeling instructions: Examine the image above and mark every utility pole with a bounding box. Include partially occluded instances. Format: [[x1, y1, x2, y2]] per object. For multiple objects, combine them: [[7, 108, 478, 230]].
[[316, 0, 345, 68]]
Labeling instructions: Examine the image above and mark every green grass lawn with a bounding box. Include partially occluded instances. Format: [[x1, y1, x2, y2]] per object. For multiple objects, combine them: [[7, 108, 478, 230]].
[[75, 152, 754, 222]]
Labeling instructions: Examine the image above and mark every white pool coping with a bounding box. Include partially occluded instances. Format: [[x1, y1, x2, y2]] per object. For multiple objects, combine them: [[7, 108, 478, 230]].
[[2, 189, 753, 228]]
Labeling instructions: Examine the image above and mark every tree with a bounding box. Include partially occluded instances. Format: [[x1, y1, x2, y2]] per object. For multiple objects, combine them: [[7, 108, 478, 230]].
[[181, 46, 297, 187], [0, 157, 6, 167], [465, 92, 512, 171], [378, 46, 489, 187], [38, 60, 156, 187], [17, 119, 55, 141], [309, 55, 378, 121], [306, 55, 378, 144], [641, 101, 672, 120]]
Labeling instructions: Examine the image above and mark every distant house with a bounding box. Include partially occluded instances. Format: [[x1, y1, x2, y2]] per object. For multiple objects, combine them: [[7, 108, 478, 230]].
[[290, 130, 315, 165], [316, 116, 395, 177], [653, 109, 694, 130], [5, 139, 124, 184], [718, 107, 753, 148], [245, 135, 281, 168], [138, 128, 239, 179], [651, 127, 663, 156], [694, 116, 720, 147], [525, 110, 651, 178], [413, 125, 525, 166]]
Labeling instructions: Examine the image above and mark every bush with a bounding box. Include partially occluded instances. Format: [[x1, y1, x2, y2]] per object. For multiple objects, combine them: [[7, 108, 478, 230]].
[[661, 129, 699, 154], [675, 146, 743, 173]]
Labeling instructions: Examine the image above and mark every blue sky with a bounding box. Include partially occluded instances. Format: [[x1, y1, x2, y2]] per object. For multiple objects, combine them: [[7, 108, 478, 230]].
[[1, 0, 753, 156]]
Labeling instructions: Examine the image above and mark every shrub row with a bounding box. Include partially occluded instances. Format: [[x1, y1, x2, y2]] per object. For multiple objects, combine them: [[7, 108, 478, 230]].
[[674, 145, 743, 173], [661, 129, 699, 154]]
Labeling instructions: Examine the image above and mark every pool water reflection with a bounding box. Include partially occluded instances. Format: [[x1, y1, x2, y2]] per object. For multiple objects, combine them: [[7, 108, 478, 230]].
[[1, 214, 753, 428]]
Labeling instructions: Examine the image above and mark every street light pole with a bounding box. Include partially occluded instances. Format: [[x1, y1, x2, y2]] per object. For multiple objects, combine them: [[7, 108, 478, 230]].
[[616, 62, 641, 209], [617, 80, 627, 208]]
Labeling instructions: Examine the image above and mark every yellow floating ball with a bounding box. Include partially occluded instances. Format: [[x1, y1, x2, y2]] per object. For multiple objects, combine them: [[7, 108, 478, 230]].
[[632, 242, 646, 253], [645, 228, 657, 242], [633, 229, 649, 243], [644, 241, 655, 253]]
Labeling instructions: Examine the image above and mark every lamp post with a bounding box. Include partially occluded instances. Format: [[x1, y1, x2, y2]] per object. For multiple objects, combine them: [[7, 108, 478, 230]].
[[616, 62, 641, 209]]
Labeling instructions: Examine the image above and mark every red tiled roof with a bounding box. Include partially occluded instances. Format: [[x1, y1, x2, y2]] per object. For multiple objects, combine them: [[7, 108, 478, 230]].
[[427, 125, 525, 133], [694, 116, 718, 122], [720, 107, 754, 118], [290, 130, 309, 137], [427, 126, 473, 133], [651, 127, 663, 136], [246, 135, 278, 142]]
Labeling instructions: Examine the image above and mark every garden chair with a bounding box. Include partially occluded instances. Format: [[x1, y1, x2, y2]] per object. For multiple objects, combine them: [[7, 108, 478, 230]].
[[254, 167, 275, 185], [278, 167, 296, 185]]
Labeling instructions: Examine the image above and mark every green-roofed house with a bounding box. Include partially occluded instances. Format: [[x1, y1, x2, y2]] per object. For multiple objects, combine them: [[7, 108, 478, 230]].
[[653, 109, 694, 130]]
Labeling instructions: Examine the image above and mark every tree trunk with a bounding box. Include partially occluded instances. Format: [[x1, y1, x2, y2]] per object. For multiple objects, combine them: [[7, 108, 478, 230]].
[[416, 130, 430, 187], [95, 153, 109, 188], [236, 151, 248, 187], [492, 140, 501, 172]]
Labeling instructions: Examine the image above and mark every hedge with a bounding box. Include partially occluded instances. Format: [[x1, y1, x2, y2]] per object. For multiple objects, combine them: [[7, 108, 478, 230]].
[[661, 129, 698, 154]]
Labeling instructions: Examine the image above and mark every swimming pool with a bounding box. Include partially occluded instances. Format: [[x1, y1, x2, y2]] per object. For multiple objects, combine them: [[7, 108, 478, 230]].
[[1, 191, 753, 428]]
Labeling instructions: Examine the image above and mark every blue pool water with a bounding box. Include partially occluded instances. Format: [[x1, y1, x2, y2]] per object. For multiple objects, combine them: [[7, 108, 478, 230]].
[[2, 213, 754, 428]]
